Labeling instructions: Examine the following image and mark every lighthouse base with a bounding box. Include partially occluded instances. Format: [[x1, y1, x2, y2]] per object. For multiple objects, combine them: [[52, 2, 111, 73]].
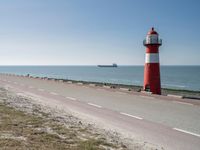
[[143, 63, 161, 95]]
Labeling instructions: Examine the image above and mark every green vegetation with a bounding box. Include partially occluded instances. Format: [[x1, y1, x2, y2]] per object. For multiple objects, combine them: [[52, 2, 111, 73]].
[[0, 97, 123, 150]]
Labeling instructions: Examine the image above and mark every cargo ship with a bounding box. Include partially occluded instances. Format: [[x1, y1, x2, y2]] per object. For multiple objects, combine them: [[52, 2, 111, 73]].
[[97, 63, 118, 67]]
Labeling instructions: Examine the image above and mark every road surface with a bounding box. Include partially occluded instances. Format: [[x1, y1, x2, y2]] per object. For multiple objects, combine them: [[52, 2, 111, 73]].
[[0, 74, 200, 150]]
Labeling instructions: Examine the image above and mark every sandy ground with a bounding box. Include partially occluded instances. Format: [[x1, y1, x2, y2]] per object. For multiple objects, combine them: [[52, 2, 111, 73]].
[[0, 87, 162, 150]]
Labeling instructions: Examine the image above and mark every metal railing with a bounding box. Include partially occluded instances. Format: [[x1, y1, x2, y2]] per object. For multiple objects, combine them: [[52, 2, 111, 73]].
[[143, 39, 162, 45]]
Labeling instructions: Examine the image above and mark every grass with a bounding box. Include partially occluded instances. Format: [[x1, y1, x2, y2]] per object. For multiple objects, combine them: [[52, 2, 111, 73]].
[[0, 100, 121, 150]]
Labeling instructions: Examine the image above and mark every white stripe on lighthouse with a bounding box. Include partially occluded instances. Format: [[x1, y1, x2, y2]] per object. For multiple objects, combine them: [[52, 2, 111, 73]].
[[145, 53, 159, 63]]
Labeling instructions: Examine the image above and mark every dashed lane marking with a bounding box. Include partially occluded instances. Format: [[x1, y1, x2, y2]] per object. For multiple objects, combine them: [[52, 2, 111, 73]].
[[66, 97, 77, 101], [173, 128, 200, 137], [88, 103, 102, 108], [50, 92, 58, 95], [172, 101, 193, 106], [120, 112, 143, 120]]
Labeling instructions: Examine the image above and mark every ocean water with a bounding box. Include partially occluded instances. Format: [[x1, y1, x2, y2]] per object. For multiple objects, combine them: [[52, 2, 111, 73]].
[[0, 66, 199, 91]]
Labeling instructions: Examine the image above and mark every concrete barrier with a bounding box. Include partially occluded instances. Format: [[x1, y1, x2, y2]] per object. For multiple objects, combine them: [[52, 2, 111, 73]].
[[103, 85, 110, 89], [89, 84, 96, 87], [77, 82, 83, 85], [141, 91, 152, 94], [120, 88, 129, 91], [167, 94, 183, 99]]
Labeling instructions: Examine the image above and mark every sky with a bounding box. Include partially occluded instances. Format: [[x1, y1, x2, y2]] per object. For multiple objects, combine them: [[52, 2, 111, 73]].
[[0, 0, 200, 65]]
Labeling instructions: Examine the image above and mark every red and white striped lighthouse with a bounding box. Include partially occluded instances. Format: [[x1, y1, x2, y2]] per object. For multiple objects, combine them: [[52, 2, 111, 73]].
[[143, 27, 162, 94]]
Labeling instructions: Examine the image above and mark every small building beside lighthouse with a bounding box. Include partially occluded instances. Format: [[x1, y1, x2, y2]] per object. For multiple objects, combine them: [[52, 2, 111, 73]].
[[143, 27, 162, 94]]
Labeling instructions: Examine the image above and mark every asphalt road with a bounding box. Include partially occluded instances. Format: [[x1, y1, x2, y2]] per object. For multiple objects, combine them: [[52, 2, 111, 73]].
[[0, 74, 200, 150]]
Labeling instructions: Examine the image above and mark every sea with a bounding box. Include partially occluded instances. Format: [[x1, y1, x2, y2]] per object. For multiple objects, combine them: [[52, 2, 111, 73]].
[[0, 66, 199, 91]]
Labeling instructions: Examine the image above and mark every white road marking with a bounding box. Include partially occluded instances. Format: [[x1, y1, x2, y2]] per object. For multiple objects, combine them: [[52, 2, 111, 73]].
[[120, 112, 143, 120], [14, 82, 18, 84], [50, 92, 58, 95], [38, 88, 45, 92], [140, 95, 155, 99], [173, 101, 193, 106], [28, 86, 34, 89], [173, 128, 200, 137], [66, 97, 77, 101], [88, 103, 102, 108]]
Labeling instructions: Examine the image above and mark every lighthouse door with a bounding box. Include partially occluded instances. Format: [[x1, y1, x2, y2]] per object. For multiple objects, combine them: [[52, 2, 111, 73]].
[[145, 85, 150, 92]]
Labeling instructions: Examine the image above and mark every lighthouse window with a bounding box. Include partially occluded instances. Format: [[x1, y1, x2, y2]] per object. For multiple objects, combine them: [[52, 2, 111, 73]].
[[149, 35, 158, 44]]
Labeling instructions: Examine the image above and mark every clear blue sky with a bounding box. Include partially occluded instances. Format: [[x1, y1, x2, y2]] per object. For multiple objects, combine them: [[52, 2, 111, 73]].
[[0, 0, 199, 65]]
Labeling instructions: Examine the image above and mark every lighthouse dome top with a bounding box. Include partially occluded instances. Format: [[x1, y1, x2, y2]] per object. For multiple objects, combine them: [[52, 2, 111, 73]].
[[148, 27, 158, 35], [143, 27, 162, 46]]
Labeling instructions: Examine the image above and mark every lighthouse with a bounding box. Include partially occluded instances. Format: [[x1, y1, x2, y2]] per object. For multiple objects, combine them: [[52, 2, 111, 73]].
[[143, 27, 162, 94]]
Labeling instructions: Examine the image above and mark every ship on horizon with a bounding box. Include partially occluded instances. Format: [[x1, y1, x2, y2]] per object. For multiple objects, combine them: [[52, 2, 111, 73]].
[[97, 63, 118, 67]]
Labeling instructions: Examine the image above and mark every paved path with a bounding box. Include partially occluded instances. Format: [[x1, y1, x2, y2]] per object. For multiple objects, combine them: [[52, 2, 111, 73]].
[[0, 74, 200, 150]]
